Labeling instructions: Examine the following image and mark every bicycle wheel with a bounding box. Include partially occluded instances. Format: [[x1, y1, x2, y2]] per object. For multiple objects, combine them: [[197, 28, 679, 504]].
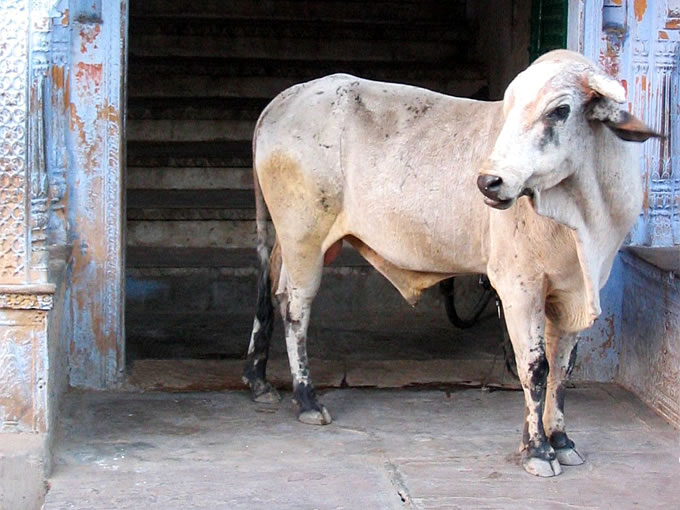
[[440, 275, 494, 329]]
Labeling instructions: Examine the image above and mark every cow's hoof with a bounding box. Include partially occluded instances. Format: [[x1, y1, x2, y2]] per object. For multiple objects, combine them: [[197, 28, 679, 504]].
[[298, 406, 332, 426], [555, 446, 585, 466], [522, 457, 562, 477], [248, 379, 281, 404]]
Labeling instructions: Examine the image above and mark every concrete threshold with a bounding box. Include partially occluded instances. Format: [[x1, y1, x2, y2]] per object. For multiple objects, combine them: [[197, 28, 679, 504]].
[[0, 433, 48, 510], [125, 356, 522, 392], [44, 384, 680, 509]]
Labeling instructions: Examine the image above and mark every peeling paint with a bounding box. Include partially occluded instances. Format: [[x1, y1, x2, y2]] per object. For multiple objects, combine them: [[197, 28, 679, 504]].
[[599, 37, 622, 77], [74, 62, 102, 94], [634, 0, 648, 21], [79, 23, 101, 54]]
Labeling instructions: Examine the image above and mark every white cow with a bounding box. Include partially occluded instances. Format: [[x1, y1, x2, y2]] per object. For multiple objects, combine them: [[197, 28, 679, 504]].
[[243, 50, 658, 477]]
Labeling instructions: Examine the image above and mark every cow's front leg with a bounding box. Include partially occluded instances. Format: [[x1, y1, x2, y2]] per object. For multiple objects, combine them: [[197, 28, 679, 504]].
[[544, 321, 585, 466], [500, 287, 561, 477], [277, 260, 331, 426]]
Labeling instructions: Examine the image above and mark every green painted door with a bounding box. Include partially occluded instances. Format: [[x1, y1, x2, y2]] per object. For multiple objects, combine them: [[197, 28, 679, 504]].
[[530, 0, 569, 61]]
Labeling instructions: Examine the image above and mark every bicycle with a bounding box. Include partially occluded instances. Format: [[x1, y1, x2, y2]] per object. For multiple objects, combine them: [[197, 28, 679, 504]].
[[440, 275, 518, 379]]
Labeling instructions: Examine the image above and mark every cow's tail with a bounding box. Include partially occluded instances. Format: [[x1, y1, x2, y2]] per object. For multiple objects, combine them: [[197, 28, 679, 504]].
[[254, 163, 270, 273], [253, 139, 275, 327], [244, 145, 277, 392]]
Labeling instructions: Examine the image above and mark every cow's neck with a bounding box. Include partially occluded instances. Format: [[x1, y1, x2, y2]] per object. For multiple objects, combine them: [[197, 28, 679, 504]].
[[532, 133, 641, 324]]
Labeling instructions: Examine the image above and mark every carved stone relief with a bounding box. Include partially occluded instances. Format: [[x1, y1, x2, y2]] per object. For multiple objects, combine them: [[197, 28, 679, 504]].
[[0, 309, 47, 432], [0, 0, 29, 283]]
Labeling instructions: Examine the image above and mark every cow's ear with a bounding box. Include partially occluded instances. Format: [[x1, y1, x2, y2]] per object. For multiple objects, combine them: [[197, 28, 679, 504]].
[[603, 110, 662, 142], [584, 72, 662, 142], [586, 72, 626, 104]]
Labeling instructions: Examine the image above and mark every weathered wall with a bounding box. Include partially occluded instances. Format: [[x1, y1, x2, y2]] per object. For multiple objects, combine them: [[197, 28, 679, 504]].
[[619, 252, 680, 428], [580, 0, 680, 426], [582, 0, 679, 249], [572, 256, 625, 382], [65, 0, 127, 388], [0, 0, 66, 435]]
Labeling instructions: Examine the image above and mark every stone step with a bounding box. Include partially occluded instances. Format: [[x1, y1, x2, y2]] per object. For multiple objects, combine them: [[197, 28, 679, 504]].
[[129, 0, 467, 24], [127, 189, 255, 221], [127, 57, 488, 99], [129, 16, 470, 44], [126, 250, 392, 317], [127, 141, 252, 168], [129, 19, 468, 62], [126, 245, 367, 270], [126, 189, 263, 248], [127, 167, 253, 191], [127, 97, 267, 143], [126, 188, 261, 263], [124, 260, 446, 361], [128, 97, 268, 120], [127, 119, 254, 143], [127, 218, 268, 249]]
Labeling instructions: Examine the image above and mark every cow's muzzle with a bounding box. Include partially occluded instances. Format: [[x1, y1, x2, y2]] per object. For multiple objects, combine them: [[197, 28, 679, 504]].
[[477, 174, 514, 210]]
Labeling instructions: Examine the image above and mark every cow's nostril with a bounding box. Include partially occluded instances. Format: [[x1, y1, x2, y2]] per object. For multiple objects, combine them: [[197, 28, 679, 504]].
[[477, 174, 503, 192]]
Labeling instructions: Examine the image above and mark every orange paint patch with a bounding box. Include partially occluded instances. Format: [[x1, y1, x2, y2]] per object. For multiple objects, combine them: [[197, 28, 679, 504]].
[[97, 103, 120, 123], [75, 62, 103, 96], [69, 102, 85, 134], [61, 9, 69, 26], [51, 65, 65, 89], [659, 31, 669, 40], [611, 0, 622, 4], [75, 62, 102, 84], [666, 19, 680, 29], [634, 0, 647, 21], [79, 23, 101, 53]]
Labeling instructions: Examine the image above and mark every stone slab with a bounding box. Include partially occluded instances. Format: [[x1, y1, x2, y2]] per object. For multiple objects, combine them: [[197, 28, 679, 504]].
[[44, 385, 680, 509], [0, 433, 47, 510]]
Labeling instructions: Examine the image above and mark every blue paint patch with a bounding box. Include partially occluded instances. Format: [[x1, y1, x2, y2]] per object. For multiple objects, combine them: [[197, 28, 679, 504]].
[[125, 277, 170, 301]]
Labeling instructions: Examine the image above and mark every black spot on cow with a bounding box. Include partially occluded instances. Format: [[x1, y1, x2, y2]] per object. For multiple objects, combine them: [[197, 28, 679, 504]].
[[293, 381, 324, 413], [539, 124, 560, 150], [549, 430, 575, 450], [566, 343, 578, 377], [528, 354, 549, 403], [285, 302, 301, 327]]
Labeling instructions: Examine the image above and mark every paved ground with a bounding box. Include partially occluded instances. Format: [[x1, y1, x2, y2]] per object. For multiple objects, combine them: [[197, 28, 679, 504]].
[[45, 384, 679, 509]]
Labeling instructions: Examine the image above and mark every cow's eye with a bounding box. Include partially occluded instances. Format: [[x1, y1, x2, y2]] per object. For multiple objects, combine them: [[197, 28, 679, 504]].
[[547, 104, 570, 122]]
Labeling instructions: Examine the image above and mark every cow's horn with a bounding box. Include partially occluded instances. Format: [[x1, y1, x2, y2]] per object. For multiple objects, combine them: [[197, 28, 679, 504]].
[[587, 72, 626, 104]]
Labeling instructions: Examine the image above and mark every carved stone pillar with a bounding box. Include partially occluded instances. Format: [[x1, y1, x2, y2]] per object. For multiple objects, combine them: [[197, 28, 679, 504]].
[[0, 0, 57, 433], [0, 287, 53, 432]]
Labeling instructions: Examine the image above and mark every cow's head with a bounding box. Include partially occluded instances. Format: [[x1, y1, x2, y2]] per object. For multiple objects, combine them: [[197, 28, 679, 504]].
[[477, 50, 660, 210]]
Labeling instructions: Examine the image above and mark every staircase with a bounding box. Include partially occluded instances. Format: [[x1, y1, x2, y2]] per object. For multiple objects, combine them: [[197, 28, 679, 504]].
[[125, 0, 488, 361]]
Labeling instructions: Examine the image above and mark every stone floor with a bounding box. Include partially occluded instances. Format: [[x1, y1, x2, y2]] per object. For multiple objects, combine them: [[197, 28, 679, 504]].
[[45, 384, 679, 509]]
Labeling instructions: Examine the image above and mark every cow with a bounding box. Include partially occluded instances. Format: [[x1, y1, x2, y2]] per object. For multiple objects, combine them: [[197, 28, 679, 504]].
[[242, 50, 659, 477]]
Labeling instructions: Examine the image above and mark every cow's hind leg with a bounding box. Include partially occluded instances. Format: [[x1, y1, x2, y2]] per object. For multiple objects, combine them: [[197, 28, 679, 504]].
[[243, 242, 282, 404], [498, 285, 561, 477], [544, 322, 584, 466], [277, 246, 331, 425]]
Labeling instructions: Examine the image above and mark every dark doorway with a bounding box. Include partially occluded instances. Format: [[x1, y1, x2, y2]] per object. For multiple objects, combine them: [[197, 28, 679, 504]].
[[124, 0, 535, 388]]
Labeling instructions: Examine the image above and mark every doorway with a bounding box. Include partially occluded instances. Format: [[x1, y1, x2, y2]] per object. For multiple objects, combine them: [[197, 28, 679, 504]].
[[123, 0, 544, 388]]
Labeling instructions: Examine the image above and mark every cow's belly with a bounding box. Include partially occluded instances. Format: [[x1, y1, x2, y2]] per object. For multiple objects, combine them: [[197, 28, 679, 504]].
[[343, 197, 489, 275]]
